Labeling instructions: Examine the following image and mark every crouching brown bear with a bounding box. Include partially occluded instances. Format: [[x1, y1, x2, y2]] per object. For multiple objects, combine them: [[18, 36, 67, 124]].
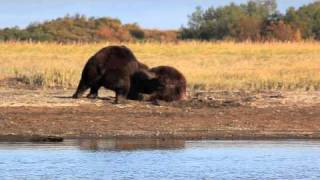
[[72, 45, 148, 103], [127, 66, 187, 104]]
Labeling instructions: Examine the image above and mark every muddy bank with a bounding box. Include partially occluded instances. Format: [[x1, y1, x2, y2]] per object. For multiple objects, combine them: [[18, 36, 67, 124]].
[[0, 87, 320, 140]]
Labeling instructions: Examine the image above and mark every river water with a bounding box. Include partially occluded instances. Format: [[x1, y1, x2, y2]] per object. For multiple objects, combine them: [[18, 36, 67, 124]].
[[0, 139, 319, 180]]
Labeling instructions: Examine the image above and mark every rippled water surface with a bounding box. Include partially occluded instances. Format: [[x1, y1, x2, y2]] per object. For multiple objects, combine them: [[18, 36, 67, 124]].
[[0, 139, 319, 180]]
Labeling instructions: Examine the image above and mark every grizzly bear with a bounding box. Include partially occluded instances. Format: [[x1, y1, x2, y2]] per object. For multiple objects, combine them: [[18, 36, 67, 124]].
[[72, 45, 148, 103], [127, 66, 187, 103]]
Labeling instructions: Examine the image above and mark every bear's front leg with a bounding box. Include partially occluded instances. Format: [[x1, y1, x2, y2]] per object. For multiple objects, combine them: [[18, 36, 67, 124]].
[[114, 88, 128, 104]]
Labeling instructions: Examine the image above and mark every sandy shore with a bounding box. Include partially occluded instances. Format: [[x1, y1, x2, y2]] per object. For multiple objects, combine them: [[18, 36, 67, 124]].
[[0, 85, 320, 140]]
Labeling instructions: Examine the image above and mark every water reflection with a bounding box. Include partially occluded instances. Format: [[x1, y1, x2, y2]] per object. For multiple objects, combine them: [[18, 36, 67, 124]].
[[1, 139, 319, 151], [78, 139, 185, 151], [0, 140, 320, 179]]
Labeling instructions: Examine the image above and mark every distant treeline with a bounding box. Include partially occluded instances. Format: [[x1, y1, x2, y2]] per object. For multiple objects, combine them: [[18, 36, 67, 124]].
[[0, 14, 177, 43], [1, 0, 320, 42], [180, 0, 320, 41]]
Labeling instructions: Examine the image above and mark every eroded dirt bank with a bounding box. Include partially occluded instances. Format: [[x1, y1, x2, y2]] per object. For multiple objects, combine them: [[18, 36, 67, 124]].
[[0, 87, 320, 140]]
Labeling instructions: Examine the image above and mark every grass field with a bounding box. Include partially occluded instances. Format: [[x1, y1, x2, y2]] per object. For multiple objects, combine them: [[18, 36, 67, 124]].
[[0, 41, 319, 91]]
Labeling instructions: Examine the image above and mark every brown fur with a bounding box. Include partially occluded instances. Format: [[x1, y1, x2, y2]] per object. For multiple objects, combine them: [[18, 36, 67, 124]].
[[127, 69, 163, 100], [150, 66, 187, 102], [72, 45, 148, 103], [128, 66, 187, 102]]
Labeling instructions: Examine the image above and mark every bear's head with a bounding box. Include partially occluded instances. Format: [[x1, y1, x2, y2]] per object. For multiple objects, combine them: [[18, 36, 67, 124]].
[[131, 70, 164, 94]]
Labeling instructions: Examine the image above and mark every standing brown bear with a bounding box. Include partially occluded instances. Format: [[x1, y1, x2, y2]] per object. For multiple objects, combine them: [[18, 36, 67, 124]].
[[72, 45, 148, 103], [128, 66, 187, 103]]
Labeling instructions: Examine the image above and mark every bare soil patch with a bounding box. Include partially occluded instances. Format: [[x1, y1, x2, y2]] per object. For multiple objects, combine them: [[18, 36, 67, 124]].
[[0, 85, 320, 140]]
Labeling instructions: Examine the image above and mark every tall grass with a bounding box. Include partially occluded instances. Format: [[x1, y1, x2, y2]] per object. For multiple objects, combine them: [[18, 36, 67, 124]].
[[0, 41, 320, 90]]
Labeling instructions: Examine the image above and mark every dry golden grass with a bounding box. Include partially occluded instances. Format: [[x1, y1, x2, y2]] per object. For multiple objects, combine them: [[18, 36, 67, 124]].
[[0, 41, 320, 90]]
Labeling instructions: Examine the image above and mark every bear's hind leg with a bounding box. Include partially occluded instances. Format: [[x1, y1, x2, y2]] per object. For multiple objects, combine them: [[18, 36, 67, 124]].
[[72, 79, 89, 99], [87, 85, 101, 99]]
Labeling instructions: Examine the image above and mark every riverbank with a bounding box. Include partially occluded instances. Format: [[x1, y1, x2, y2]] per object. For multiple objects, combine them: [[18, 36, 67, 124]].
[[0, 86, 319, 140]]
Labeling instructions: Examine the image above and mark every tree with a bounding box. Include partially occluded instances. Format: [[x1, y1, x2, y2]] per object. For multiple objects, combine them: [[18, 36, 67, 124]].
[[124, 23, 145, 40], [179, 0, 320, 41], [284, 2, 320, 39], [0, 14, 177, 43], [180, 1, 277, 41]]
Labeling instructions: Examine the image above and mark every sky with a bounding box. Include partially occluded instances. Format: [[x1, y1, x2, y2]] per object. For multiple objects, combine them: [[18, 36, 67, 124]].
[[0, 0, 316, 30]]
